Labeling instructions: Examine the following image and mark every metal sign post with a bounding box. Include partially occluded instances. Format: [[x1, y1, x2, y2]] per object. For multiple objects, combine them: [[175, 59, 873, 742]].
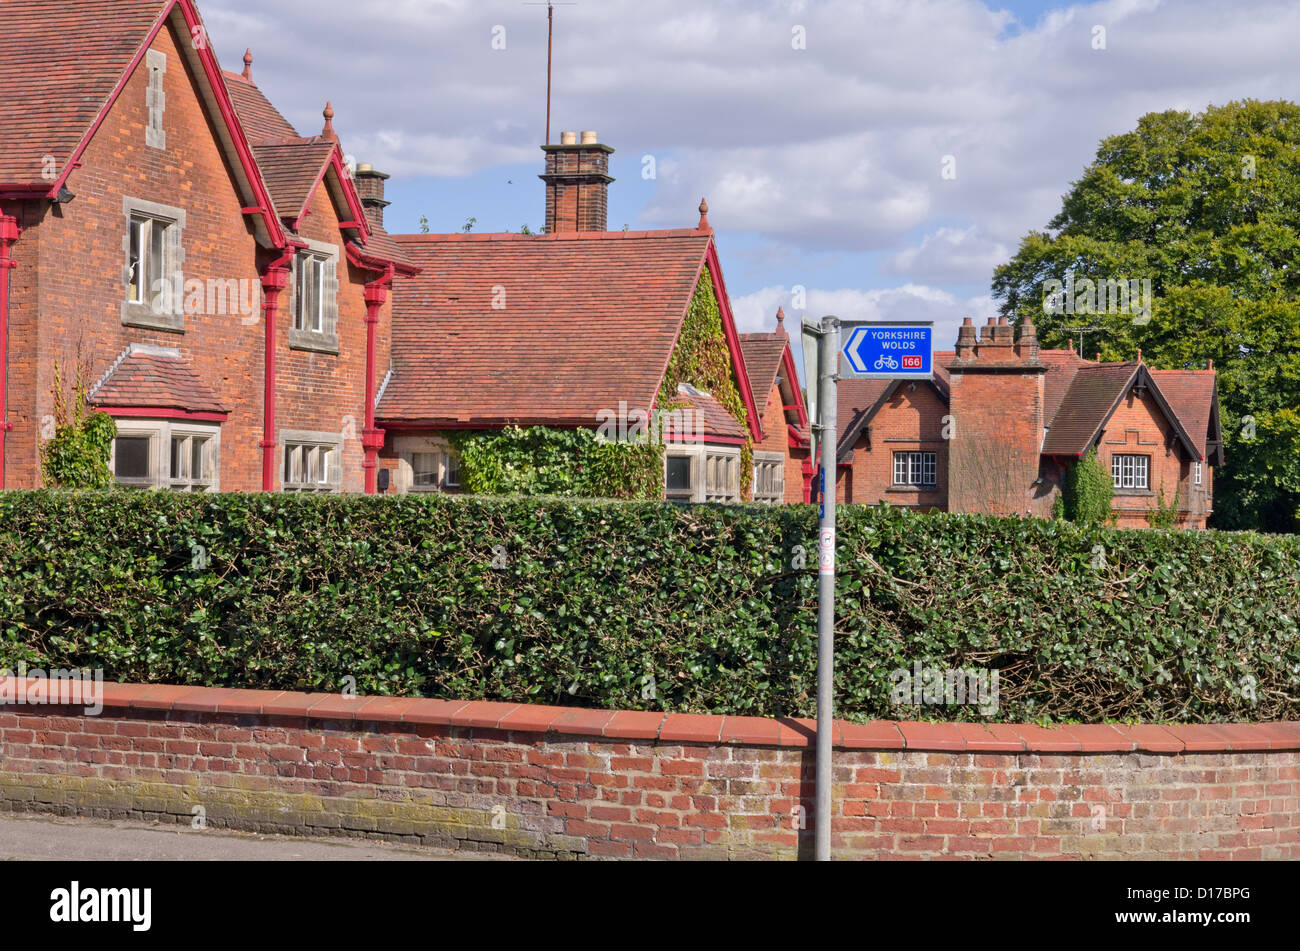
[[814, 316, 839, 862], [803, 317, 932, 862]]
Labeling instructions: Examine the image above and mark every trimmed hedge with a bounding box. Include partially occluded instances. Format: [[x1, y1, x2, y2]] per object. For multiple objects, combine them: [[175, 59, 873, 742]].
[[1, 491, 1297, 723]]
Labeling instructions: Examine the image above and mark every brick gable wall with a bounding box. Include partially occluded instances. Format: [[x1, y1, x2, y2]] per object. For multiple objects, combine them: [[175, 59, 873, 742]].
[[836, 382, 949, 510], [10, 21, 265, 489], [1102, 387, 1211, 529], [2, 20, 385, 494]]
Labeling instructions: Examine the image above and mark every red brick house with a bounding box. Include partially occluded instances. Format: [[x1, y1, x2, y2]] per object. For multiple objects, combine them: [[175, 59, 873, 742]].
[[834, 316, 1224, 528], [0, 0, 413, 494], [739, 308, 813, 503], [375, 133, 806, 503]]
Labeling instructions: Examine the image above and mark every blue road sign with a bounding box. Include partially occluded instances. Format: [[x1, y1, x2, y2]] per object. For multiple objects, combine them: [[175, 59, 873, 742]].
[[840, 322, 934, 379]]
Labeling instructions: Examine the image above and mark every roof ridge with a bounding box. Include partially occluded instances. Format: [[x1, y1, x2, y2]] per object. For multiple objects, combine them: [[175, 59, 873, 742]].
[[393, 228, 712, 243]]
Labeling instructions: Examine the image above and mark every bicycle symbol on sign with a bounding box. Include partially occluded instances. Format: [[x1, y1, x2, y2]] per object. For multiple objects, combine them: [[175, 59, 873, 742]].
[[873, 354, 899, 371]]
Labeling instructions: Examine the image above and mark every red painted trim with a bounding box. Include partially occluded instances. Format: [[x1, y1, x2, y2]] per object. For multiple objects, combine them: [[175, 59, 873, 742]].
[[260, 245, 300, 491], [703, 241, 764, 443], [787, 424, 809, 447], [362, 266, 395, 494], [345, 241, 419, 277], [42, 2, 284, 248], [13, 678, 1300, 754], [97, 406, 228, 422], [0, 208, 19, 488], [291, 148, 371, 245], [779, 342, 809, 430]]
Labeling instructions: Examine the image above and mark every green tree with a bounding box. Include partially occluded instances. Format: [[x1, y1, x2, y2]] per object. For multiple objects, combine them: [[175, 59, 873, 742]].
[[993, 100, 1300, 532]]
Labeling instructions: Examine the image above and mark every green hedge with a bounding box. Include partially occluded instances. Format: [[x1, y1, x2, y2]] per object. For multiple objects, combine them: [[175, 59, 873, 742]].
[[1, 491, 1297, 723]]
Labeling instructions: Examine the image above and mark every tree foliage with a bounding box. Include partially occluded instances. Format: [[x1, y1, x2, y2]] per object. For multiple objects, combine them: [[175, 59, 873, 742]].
[[993, 100, 1300, 532]]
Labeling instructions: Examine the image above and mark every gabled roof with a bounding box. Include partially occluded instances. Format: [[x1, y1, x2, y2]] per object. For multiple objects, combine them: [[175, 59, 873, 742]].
[[252, 138, 340, 222], [1148, 369, 1223, 465], [835, 373, 951, 460], [89, 344, 229, 415], [739, 314, 810, 446], [0, 0, 166, 186], [1040, 362, 1139, 457], [222, 66, 414, 271], [222, 69, 297, 141], [1040, 361, 1206, 461], [0, 1, 284, 248], [379, 229, 758, 435], [671, 384, 747, 441]]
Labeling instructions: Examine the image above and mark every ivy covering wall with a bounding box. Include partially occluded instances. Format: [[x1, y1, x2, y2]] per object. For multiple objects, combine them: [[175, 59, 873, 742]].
[[448, 426, 663, 500], [657, 266, 754, 498]]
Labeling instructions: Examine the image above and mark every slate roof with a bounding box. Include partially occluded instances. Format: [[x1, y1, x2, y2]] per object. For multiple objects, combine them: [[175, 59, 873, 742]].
[[89, 346, 230, 414], [377, 230, 716, 426], [0, 0, 166, 186]]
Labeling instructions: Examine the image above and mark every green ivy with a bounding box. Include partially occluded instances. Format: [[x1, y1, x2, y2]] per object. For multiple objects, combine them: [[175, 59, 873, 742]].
[[40, 361, 115, 490], [1060, 448, 1114, 526], [1147, 483, 1182, 530], [658, 267, 754, 498], [1, 492, 1296, 724], [448, 426, 662, 500]]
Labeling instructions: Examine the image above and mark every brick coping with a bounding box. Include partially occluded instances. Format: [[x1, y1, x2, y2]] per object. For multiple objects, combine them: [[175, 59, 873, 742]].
[[3, 678, 1298, 753]]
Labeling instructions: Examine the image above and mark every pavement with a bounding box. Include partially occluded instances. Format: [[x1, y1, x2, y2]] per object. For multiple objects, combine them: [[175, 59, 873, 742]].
[[0, 812, 514, 861]]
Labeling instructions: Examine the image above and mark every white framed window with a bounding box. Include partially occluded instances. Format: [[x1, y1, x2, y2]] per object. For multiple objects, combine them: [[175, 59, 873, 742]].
[[289, 238, 340, 352], [409, 449, 461, 491], [1111, 453, 1150, 490], [145, 49, 166, 149], [893, 451, 936, 487], [753, 452, 785, 503], [109, 419, 220, 491], [122, 196, 185, 331], [282, 432, 343, 493], [1194, 461, 1203, 485]]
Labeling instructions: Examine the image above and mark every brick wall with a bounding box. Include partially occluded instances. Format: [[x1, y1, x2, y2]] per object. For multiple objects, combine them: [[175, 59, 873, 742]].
[[752, 381, 808, 504], [542, 144, 612, 234], [1101, 387, 1210, 529], [837, 382, 948, 510], [2, 680, 1297, 860]]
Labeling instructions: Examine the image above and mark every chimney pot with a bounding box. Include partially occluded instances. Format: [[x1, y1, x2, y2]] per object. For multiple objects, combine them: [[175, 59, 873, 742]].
[[580, 130, 598, 145], [560, 131, 577, 145]]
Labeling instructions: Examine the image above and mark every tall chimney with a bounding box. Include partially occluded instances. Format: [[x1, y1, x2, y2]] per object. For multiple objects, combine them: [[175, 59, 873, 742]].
[[540, 130, 614, 233], [354, 163, 390, 229]]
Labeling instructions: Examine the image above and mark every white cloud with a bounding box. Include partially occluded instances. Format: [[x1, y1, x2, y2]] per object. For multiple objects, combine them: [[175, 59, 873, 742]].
[[885, 226, 1011, 285]]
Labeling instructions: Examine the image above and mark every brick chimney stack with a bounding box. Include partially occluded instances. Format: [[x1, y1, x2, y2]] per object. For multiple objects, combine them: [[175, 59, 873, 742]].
[[540, 130, 614, 233], [945, 316, 1048, 516], [354, 163, 390, 229]]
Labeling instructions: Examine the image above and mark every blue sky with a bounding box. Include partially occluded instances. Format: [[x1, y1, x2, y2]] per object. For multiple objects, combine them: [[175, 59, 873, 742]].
[[200, 0, 1299, 376]]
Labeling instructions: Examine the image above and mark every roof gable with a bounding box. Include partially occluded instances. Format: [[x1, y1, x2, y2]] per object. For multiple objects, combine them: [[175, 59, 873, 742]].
[[379, 229, 729, 428], [0, 1, 285, 248]]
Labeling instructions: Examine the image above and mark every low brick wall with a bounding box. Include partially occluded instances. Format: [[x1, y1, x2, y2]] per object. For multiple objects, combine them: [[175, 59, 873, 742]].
[[2, 679, 1298, 859]]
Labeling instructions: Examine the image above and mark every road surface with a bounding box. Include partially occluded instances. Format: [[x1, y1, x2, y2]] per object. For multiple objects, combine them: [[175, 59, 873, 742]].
[[0, 812, 513, 861]]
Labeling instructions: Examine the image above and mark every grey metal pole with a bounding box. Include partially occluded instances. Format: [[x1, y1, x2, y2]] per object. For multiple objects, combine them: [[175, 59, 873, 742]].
[[815, 316, 839, 861]]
